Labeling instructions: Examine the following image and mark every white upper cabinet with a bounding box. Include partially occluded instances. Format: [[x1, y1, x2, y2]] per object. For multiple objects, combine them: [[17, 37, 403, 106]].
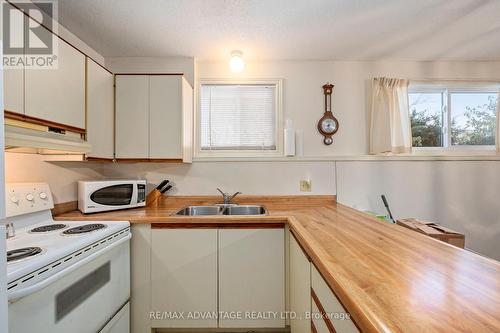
[[149, 76, 182, 158], [25, 22, 86, 129], [25, 19, 85, 129], [181, 78, 193, 163], [3, 6, 86, 129], [86, 59, 114, 159], [115, 75, 149, 158], [3, 2, 24, 115], [218, 228, 285, 328], [115, 74, 193, 161], [3, 67, 23, 115]]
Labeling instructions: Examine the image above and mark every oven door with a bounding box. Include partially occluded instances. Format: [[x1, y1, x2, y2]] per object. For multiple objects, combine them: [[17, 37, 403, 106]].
[[8, 239, 130, 333]]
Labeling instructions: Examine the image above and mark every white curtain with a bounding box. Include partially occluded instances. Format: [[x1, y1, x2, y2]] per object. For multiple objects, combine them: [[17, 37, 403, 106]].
[[497, 87, 500, 153], [370, 77, 412, 154]]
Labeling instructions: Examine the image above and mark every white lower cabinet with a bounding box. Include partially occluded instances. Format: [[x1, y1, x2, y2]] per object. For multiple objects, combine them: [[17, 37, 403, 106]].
[[311, 300, 330, 333], [218, 228, 285, 328], [151, 229, 218, 328], [311, 266, 359, 333], [150, 227, 285, 330], [290, 233, 311, 333]]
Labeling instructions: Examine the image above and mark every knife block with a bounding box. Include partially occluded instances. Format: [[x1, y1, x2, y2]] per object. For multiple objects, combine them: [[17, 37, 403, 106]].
[[146, 189, 163, 207]]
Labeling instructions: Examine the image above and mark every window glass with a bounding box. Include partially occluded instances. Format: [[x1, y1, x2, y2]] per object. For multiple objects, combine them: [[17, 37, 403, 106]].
[[450, 93, 497, 146], [409, 84, 498, 149], [409, 92, 444, 147], [200, 84, 277, 151]]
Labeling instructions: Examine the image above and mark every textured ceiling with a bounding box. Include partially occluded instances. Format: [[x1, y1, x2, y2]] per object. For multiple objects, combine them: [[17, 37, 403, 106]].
[[53, 0, 500, 61]]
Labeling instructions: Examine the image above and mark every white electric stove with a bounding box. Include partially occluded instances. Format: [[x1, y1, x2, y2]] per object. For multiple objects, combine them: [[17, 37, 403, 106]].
[[4, 183, 131, 333]]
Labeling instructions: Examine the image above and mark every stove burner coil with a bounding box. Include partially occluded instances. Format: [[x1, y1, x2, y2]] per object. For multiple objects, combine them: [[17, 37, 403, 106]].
[[7, 247, 43, 262], [62, 224, 106, 235], [30, 224, 67, 233]]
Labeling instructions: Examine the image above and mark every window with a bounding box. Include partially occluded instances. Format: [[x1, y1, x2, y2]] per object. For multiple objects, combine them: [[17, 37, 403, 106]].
[[197, 79, 282, 157], [409, 83, 498, 149]]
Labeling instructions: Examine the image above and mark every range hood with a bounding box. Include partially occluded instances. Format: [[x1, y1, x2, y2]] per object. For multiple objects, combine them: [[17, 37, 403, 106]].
[[4, 124, 92, 154]]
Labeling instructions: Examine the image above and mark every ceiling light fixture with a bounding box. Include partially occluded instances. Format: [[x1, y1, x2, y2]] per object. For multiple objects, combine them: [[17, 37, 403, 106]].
[[229, 50, 244, 73]]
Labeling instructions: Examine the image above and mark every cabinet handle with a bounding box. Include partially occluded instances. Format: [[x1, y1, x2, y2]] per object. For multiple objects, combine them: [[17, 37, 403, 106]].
[[311, 288, 337, 333]]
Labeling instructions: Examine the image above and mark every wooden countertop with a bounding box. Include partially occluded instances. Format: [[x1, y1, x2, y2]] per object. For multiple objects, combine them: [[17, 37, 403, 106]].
[[55, 195, 500, 333]]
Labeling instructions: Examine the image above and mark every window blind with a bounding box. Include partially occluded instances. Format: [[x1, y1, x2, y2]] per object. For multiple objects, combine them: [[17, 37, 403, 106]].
[[200, 84, 277, 150]]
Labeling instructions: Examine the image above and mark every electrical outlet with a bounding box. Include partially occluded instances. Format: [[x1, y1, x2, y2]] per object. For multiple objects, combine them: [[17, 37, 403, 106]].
[[300, 180, 312, 192]]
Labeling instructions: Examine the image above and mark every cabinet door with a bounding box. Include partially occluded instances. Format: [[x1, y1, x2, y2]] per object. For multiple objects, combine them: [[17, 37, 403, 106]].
[[149, 76, 182, 159], [311, 266, 359, 333], [151, 229, 218, 328], [3, 3, 23, 115], [115, 75, 149, 158], [25, 27, 85, 129], [181, 77, 193, 162], [290, 233, 311, 333], [3, 67, 23, 115], [311, 300, 330, 333], [218, 228, 285, 328], [86, 59, 114, 159]]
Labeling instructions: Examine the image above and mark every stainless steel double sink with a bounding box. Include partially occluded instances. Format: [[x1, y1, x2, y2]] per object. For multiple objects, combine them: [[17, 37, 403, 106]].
[[174, 205, 267, 216]]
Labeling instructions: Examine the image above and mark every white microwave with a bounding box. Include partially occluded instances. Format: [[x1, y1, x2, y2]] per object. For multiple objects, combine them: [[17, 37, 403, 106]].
[[78, 180, 146, 213]]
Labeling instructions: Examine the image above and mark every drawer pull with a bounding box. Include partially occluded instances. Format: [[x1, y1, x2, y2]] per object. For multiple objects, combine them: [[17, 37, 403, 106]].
[[311, 320, 319, 333], [311, 288, 337, 333]]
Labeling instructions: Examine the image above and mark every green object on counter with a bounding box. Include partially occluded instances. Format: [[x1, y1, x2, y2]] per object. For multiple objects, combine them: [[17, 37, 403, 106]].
[[363, 211, 393, 223]]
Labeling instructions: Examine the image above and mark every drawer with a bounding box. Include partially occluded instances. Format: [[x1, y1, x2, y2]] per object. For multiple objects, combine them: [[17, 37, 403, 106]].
[[311, 299, 330, 333], [311, 266, 359, 333]]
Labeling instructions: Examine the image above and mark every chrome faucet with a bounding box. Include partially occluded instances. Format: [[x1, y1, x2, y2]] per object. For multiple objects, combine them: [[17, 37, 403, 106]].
[[5, 222, 15, 239], [217, 188, 242, 205]]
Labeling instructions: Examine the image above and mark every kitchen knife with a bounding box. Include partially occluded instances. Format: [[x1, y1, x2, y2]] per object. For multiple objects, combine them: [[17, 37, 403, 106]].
[[156, 180, 169, 190], [160, 185, 173, 194], [381, 194, 396, 223]]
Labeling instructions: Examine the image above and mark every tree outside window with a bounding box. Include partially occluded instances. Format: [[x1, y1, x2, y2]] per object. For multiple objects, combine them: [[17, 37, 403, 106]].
[[409, 86, 498, 148]]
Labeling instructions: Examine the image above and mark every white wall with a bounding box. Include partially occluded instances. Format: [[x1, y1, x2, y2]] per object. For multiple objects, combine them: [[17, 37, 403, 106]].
[[197, 60, 500, 156], [336, 160, 500, 260], [4, 154, 105, 204], [99, 161, 335, 196]]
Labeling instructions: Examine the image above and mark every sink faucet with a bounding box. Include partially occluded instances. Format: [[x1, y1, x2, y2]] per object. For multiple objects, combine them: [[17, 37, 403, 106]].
[[5, 222, 15, 239], [217, 188, 242, 205]]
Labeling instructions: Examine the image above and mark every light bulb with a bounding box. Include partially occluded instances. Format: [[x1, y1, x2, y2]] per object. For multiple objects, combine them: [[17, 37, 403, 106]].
[[229, 50, 244, 73]]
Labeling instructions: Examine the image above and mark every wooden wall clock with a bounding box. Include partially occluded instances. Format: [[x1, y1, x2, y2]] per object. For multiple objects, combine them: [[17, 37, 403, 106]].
[[317, 83, 339, 145]]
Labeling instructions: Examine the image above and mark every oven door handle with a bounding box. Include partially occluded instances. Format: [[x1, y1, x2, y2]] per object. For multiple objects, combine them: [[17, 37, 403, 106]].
[[9, 233, 131, 301]]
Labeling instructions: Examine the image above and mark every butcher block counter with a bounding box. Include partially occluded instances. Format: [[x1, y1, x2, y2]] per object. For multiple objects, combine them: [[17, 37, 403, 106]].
[[55, 195, 500, 333]]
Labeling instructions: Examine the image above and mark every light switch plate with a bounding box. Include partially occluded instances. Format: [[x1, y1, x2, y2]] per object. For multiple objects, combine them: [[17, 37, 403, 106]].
[[300, 180, 312, 192]]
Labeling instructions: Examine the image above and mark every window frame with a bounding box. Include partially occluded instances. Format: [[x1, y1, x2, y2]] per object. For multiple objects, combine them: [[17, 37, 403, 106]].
[[195, 78, 283, 159], [409, 82, 499, 152]]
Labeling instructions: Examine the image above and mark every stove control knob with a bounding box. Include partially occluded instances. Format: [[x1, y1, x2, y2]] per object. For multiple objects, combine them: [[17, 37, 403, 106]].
[[10, 196, 19, 204], [39, 192, 48, 199], [26, 193, 34, 201]]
